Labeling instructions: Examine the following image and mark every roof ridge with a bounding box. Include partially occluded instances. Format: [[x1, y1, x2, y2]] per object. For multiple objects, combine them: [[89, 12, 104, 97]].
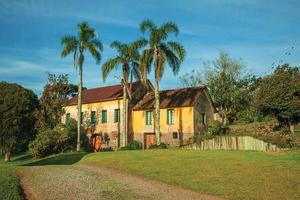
[[82, 80, 143, 91]]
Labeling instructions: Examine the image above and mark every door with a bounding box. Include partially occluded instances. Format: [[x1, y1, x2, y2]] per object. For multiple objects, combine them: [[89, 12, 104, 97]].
[[144, 133, 155, 149]]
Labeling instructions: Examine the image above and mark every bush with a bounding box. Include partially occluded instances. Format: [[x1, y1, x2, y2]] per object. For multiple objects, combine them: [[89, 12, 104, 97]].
[[149, 143, 168, 149], [120, 140, 143, 150], [29, 119, 90, 158], [207, 121, 229, 135]]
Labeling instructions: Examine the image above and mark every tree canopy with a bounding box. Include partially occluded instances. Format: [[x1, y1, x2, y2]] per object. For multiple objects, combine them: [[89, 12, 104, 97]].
[[0, 82, 38, 161], [257, 64, 300, 133]]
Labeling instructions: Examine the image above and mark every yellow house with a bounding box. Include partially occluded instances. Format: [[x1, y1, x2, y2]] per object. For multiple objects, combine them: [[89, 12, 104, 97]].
[[62, 81, 218, 149], [132, 87, 218, 148]]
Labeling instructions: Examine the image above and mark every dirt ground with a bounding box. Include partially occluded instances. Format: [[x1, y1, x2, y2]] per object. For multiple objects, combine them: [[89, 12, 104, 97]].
[[17, 165, 225, 200]]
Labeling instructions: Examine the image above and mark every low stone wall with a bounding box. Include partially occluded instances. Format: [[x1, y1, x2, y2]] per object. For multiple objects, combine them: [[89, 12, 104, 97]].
[[181, 136, 280, 152]]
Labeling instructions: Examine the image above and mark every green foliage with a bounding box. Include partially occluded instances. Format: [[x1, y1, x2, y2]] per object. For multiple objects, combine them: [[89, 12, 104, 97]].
[[0, 167, 22, 200], [103, 133, 110, 145], [120, 140, 143, 150], [148, 143, 168, 149], [0, 82, 38, 159], [229, 122, 297, 148], [207, 120, 230, 135], [35, 73, 75, 130], [179, 69, 203, 87], [257, 64, 300, 133], [29, 119, 90, 158], [237, 110, 267, 123]]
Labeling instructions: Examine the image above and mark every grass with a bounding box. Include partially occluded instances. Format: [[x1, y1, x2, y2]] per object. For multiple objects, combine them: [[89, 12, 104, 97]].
[[0, 166, 22, 200], [80, 149, 300, 200], [1, 149, 299, 200]]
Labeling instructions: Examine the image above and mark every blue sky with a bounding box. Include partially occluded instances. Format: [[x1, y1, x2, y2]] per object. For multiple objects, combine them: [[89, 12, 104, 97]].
[[0, 0, 299, 95]]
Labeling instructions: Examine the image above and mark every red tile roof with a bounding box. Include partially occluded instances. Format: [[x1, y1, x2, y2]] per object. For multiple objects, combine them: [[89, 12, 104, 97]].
[[67, 81, 145, 106], [133, 86, 214, 110]]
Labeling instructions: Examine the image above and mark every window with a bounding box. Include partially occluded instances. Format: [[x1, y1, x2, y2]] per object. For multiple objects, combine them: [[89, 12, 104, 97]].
[[201, 113, 206, 125], [66, 113, 71, 125], [114, 109, 120, 123], [90, 111, 96, 124], [173, 132, 178, 139], [167, 109, 174, 125], [80, 112, 83, 124], [101, 110, 107, 123], [145, 111, 153, 125]]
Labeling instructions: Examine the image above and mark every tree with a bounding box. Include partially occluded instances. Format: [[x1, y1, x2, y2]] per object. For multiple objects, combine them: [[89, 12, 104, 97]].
[[102, 39, 147, 147], [35, 73, 76, 130], [61, 22, 103, 151], [179, 69, 203, 87], [0, 82, 38, 161], [204, 51, 243, 125], [140, 19, 186, 144], [257, 64, 300, 134]]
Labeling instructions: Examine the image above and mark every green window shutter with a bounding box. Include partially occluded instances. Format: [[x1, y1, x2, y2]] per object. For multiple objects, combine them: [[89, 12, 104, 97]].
[[102, 110, 107, 123], [114, 109, 120, 123], [91, 111, 96, 124], [66, 113, 70, 125], [146, 111, 153, 125], [167, 109, 174, 124]]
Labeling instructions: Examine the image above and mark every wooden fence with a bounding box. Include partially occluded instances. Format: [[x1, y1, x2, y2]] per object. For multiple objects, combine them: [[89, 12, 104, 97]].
[[181, 136, 280, 152]]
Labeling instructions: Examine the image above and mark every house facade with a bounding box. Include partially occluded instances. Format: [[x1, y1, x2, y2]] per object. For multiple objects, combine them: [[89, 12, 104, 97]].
[[132, 87, 218, 147], [62, 81, 218, 149]]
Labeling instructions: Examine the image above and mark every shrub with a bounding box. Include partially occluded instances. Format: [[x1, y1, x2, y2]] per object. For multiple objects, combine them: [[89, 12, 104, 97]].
[[120, 140, 143, 150], [29, 119, 90, 158], [149, 143, 168, 149], [103, 132, 110, 145], [207, 121, 229, 135]]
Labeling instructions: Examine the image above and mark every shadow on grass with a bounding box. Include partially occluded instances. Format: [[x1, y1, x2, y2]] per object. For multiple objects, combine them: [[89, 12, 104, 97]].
[[23, 152, 89, 166]]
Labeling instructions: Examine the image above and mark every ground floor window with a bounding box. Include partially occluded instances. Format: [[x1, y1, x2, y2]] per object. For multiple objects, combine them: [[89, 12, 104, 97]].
[[114, 109, 120, 123], [173, 132, 178, 139], [90, 111, 96, 124]]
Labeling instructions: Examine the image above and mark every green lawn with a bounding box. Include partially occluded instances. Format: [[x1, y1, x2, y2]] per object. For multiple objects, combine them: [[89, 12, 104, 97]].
[[1, 150, 300, 200], [80, 150, 300, 200], [0, 166, 22, 200]]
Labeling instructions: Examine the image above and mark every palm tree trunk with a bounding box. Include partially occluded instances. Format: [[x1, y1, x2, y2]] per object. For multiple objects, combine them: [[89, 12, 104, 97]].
[[122, 84, 127, 147], [76, 61, 83, 151], [154, 77, 161, 145]]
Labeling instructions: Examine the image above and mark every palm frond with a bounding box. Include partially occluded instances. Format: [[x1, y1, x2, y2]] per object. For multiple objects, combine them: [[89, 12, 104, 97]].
[[140, 19, 157, 33], [160, 43, 180, 75], [61, 35, 78, 58], [110, 41, 126, 55], [85, 39, 103, 64], [139, 49, 153, 85], [78, 22, 96, 42], [167, 41, 186, 62], [102, 57, 121, 82], [160, 22, 179, 36], [131, 38, 148, 49]]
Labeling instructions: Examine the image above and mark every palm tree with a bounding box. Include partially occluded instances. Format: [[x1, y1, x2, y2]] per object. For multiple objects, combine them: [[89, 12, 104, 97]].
[[102, 39, 147, 147], [140, 20, 186, 144], [61, 22, 103, 151]]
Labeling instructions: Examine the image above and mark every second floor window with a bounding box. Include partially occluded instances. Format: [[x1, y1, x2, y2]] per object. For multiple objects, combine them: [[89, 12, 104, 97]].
[[101, 110, 107, 124], [145, 111, 153, 125], [114, 109, 120, 123], [167, 109, 174, 125], [90, 111, 96, 124]]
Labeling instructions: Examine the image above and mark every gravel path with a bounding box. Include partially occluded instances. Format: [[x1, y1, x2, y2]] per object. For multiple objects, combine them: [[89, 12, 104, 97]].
[[17, 165, 225, 200]]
